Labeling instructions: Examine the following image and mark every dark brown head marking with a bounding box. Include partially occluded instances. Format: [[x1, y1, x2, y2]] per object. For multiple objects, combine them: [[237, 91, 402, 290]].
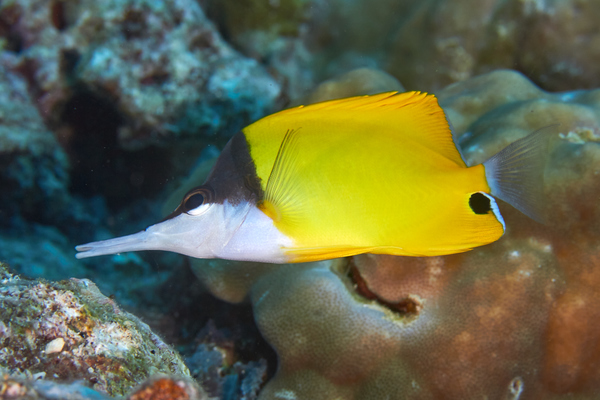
[[163, 131, 263, 221]]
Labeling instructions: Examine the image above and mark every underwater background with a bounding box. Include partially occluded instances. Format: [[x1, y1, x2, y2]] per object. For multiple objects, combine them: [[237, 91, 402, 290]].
[[2, 0, 600, 398]]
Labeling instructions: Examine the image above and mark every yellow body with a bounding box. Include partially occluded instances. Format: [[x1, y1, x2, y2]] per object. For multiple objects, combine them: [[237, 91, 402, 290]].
[[243, 92, 504, 262]]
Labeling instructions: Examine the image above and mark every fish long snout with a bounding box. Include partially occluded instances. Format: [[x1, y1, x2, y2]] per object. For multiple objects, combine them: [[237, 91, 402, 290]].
[[75, 230, 152, 259]]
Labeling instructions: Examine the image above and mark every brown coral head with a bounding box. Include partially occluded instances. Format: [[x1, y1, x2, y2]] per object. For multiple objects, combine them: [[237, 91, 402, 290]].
[[348, 258, 423, 317]]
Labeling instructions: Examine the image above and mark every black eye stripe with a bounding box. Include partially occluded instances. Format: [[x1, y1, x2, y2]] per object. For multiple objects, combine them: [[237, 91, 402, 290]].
[[183, 192, 205, 212]]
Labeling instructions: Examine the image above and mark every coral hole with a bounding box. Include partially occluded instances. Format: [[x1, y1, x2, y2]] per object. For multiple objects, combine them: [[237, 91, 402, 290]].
[[507, 376, 524, 399], [348, 263, 422, 316]]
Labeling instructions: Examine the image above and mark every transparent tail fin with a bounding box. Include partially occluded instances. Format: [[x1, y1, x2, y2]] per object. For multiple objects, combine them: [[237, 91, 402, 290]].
[[483, 125, 557, 223]]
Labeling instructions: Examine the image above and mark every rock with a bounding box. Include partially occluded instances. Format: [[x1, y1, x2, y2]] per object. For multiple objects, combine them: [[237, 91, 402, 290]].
[[207, 0, 600, 95], [295, 67, 404, 106], [127, 376, 206, 400], [203, 0, 416, 100], [0, 0, 281, 207], [0, 373, 206, 400], [0, 59, 70, 225], [0, 373, 113, 400], [0, 0, 281, 149], [387, 0, 600, 92], [185, 342, 267, 400], [0, 263, 190, 397]]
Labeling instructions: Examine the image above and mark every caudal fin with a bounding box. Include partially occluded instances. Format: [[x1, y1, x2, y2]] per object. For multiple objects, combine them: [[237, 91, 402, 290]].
[[483, 125, 557, 223]]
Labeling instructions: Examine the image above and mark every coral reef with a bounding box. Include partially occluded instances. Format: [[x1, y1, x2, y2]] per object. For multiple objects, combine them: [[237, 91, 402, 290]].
[[0, 0, 281, 212], [0, 0, 280, 148], [203, 0, 416, 100], [0, 58, 70, 225], [388, 0, 600, 92], [185, 342, 266, 399], [2, 0, 600, 396], [186, 69, 600, 399], [0, 0, 257, 335], [295, 67, 405, 105], [127, 376, 206, 400], [0, 373, 206, 400], [0, 263, 190, 397], [207, 0, 600, 95], [0, 27, 185, 311]]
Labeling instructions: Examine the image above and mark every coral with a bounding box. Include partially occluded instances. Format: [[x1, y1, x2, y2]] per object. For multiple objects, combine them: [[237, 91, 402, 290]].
[[0, 0, 282, 227], [207, 0, 600, 96], [185, 342, 267, 400], [0, 0, 280, 149], [205, 0, 313, 40], [203, 0, 415, 100], [0, 39, 175, 303], [201, 0, 319, 101], [387, 0, 600, 92], [127, 376, 206, 400], [0, 263, 190, 397], [3, 1, 599, 396], [0, 58, 70, 224], [0, 373, 206, 400], [295, 67, 405, 105], [185, 69, 600, 399], [0, 372, 115, 400]]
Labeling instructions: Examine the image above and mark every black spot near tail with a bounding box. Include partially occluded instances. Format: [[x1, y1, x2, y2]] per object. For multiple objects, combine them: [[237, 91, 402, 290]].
[[469, 192, 492, 215]]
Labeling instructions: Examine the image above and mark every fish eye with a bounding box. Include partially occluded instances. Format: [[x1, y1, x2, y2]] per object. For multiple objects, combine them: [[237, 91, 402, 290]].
[[179, 187, 214, 216], [183, 193, 204, 212]]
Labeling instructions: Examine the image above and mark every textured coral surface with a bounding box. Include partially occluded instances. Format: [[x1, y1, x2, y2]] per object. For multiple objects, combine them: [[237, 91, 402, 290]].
[[208, 0, 600, 94], [0, 373, 206, 400], [0, 0, 280, 147], [0, 60, 69, 224], [0, 263, 189, 397]]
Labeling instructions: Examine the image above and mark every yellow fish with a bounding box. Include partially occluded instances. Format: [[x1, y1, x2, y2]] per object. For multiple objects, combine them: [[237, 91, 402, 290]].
[[76, 91, 545, 263]]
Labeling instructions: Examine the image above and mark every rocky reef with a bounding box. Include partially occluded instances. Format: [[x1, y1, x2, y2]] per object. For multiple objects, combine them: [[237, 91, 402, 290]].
[[0, 373, 205, 400], [206, 0, 600, 94], [0, 262, 200, 398], [1, 0, 600, 398], [1, 0, 280, 147]]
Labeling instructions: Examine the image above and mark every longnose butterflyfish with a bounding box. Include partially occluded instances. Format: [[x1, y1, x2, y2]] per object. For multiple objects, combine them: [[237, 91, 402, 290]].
[[76, 91, 547, 263]]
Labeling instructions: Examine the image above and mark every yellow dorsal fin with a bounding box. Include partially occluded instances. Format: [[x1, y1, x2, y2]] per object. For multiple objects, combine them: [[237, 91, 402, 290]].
[[268, 91, 466, 167]]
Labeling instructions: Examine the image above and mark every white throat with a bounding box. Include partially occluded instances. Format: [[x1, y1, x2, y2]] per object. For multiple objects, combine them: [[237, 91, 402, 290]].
[[216, 203, 293, 263], [75, 200, 293, 263]]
